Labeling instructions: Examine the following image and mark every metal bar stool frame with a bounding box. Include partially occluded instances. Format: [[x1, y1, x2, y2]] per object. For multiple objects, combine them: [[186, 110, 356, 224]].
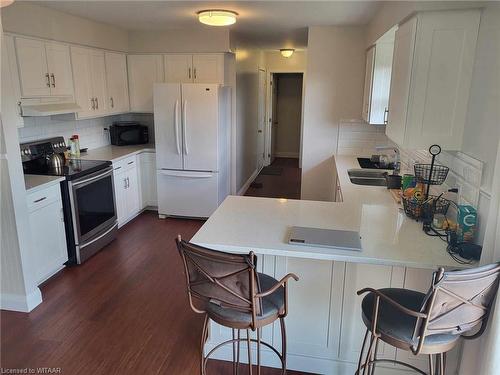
[[176, 236, 299, 375], [354, 263, 500, 375]]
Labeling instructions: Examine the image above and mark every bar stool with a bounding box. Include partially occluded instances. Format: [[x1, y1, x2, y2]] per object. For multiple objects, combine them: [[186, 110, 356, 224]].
[[355, 262, 500, 375], [175, 236, 299, 375]]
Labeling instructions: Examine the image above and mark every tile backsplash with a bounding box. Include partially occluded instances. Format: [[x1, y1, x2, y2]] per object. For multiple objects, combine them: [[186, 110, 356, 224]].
[[337, 120, 392, 156], [18, 113, 155, 150]]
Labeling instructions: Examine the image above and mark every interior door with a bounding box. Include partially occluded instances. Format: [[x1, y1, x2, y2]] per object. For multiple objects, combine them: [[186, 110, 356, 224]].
[[15, 37, 51, 97], [45, 42, 74, 96], [257, 69, 267, 170], [192, 54, 224, 84], [153, 83, 183, 170], [105, 51, 129, 113], [270, 74, 278, 163], [164, 54, 193, 83], [89, 50, 108, 115], [71, 47, 94, 118], [181, 84, 218, 171]]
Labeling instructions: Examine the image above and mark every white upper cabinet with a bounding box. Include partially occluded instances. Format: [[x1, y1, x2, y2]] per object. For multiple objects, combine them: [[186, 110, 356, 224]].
[[362, 46, 375, 123], [386, 9, 480, 150], [164, 54, 193, 83], [104, 51, 130, 114], [15, 37, 73, 97], [71, 46, 108, 119], [127, 54, 164, 113], [1, 35, 24, 128], [192, 54, 224, 84], [164, 53, 225, 84]]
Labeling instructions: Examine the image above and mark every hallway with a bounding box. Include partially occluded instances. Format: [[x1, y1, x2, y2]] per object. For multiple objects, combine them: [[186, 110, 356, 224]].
[[244, 158, 301, 199]]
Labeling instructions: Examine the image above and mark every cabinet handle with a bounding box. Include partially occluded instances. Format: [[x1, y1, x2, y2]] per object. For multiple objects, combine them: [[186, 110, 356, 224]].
[[127, 161, 134, 165], [95, 97, 99, 110], [33, 196, 47, 203], [124, 178, 127, 189], [188, 67, 191, 79], [193, 68, 197, 80], [114, 166, 121, 171], [45, 73, 51, 87], [17, 101, 22, 116], [127, 177, 130, 188], [91, 98, 95, 110], [50, 73, 56, 87], [384, 108, 389, 125], [60, 207, 64, 222], [110, 97, 114, 108]]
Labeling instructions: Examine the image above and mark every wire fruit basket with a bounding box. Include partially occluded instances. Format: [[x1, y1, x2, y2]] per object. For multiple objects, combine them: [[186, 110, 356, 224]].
[[402, 195, 451, 220], [414, 163, 449, 185]]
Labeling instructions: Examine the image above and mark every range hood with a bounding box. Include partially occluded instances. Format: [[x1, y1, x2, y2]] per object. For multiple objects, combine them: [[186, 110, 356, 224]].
[[20, 96, 81, 117]]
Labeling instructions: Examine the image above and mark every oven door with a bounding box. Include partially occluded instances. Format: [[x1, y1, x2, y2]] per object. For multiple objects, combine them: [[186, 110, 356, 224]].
[[68, 167, 117, 247]]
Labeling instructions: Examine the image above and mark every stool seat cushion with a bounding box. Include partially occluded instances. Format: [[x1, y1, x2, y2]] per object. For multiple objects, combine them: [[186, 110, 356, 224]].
[[361, 288, 460, 353], [206, 273, 284, 329]]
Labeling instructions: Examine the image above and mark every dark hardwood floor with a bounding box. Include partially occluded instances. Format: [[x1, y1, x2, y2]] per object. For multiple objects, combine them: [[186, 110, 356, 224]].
[[245, 158, 301, 199], [1, 212, 312, 375]]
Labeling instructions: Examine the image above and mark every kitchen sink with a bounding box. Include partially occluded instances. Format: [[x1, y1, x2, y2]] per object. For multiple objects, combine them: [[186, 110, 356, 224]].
[[348, 169, 387, 186]]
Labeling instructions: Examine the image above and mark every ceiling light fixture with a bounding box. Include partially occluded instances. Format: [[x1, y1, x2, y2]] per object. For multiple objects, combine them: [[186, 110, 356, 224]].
[[197, 10, 238, 27], [280, 49, 295, 58], [0, 0, 15, 8]]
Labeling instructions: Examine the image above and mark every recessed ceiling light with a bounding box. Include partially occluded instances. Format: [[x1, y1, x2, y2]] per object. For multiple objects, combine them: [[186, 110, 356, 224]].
[[280, 49, 295, 58], [0, 0, 15, 8], [197, 10, 238, 27]]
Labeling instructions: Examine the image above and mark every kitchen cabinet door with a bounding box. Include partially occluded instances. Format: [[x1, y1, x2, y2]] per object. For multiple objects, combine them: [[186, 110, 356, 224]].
[[164, 54, 192, 83], [386, 17, 417, 146], [15, 37, 51, 97], [105, 51, 130, 114], [127, 54, 164, 112], [339, 263, 404, 364], [369, 41, 394, 125], [89, 50, 108, 116], [192, 54, 224, 84], [27, 185, 68, 284], [125, 163, 141, 219], [71, 46, 94, 118], [45, 42, 74, 96], [113, 166, 127, 226], [2, 35, 24, 128], [362, 46, 375, 123], [139, 152, 157, 208]]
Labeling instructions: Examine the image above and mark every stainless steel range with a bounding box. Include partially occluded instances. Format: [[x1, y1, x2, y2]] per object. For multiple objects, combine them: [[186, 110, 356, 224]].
[[21, 137, 118, 264]]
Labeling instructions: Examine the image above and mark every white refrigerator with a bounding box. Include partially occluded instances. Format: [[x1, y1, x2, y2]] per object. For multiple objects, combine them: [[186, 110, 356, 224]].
[[154, 83, 229, 218]]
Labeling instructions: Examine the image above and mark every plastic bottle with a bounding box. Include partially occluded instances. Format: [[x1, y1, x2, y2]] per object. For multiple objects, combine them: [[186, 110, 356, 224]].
[[72, 134, 81, 157]]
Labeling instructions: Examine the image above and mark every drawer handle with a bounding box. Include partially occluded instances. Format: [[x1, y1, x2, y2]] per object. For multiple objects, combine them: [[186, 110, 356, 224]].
[[127, 161, 134, 165], [33, 196, 47, 203], [114, 166, 122, 170]]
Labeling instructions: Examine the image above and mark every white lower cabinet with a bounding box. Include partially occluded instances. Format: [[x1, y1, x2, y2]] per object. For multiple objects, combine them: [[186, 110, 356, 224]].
[[27, 183, 68, 285], [113, 155, 141, 227], [138, 152, 157, 208]]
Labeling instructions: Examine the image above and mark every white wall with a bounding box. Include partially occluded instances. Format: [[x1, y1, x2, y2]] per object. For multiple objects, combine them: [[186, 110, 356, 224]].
[[275, 73, 302, 158], [1, 2, 128, 51], [301, 26, 366, 201], [265, 50, 307, 72], [128, 29, 230, 53], [234, 49, 265, 193]]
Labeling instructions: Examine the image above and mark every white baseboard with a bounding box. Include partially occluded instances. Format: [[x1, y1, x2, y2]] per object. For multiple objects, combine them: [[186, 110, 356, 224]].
[[274, 151, 299, 158], [1, 288, 42, 312], [237, 168, 260, 196]]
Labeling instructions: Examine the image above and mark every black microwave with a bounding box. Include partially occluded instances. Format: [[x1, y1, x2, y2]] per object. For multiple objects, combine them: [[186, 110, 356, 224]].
[[109, 122, 149, 146]]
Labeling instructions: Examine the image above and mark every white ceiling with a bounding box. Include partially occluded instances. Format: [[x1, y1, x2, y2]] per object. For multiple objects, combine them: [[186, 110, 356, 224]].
[[36, 1, 382, 48]]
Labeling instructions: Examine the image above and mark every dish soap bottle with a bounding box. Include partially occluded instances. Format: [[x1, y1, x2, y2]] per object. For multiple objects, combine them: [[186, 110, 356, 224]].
[[69, 134, 80, 157]]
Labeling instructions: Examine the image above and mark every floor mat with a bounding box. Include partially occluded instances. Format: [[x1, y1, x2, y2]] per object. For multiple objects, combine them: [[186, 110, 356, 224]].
[[260, 166, 283, 176]]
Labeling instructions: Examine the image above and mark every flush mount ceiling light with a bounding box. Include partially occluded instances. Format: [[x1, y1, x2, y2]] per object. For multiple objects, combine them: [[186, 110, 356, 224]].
[[280, 49, 295, 58], [197, 10, 238, 27], [0, 0, 15, 8]]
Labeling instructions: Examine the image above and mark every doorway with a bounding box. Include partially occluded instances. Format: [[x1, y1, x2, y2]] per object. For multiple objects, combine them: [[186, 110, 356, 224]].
[[268, 73, 303, 163], [245, 72, 304, 200]]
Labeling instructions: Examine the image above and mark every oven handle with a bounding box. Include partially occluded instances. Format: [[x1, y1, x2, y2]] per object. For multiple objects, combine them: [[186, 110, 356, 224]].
[[79, 222, 118, 250], [72, 167, 113, 187]]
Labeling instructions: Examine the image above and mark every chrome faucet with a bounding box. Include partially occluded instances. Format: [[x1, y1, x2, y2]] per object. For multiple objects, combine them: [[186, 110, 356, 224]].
[[375, 146, 400, 175]]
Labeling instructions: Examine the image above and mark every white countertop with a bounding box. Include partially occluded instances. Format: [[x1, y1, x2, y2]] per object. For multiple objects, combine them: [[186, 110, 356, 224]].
[[191, 155, 464, 270], [24, 175, 65, 193], [78, 144, 155, 163]]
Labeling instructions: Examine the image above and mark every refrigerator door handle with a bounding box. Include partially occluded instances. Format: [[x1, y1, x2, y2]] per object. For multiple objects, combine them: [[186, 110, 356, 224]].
[[158, 170, 213, 178], [183, 100, 189, 155], [174, 100, 181, 155]]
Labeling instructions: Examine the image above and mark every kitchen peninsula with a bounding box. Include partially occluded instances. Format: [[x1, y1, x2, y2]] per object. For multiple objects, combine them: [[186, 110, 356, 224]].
[[191, 155, 465, 375]]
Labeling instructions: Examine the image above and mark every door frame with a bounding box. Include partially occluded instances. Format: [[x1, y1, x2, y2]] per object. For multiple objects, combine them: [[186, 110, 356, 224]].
[[265, 69, 306, 168], [257, 68, 267, 172]]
